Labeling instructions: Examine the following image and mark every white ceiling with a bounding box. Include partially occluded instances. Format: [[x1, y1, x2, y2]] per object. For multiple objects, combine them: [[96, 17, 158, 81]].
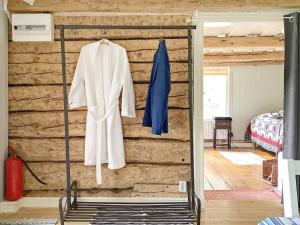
[[204, 22, 283, 37]]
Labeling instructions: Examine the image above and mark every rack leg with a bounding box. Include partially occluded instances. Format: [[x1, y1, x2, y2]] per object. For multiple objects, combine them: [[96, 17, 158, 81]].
[[197, 197, 201, 225], [187, 181, 191, 209], [71, 180, 78, 208], [59, 26, 72, 210], [58, 197, 65, 225]]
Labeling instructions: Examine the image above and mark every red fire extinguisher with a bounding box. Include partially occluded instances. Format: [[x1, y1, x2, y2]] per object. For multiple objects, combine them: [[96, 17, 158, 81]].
[[5, 146, 22, 200], [5, 146, 46, 201]]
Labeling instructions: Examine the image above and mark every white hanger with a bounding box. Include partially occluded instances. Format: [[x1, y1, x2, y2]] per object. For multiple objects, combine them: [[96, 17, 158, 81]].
[[100, 39, 109, 45], [100, 29, 109, 45]]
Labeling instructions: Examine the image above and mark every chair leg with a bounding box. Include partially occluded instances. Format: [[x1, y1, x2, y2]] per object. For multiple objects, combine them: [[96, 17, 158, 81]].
[[227, 129, 230, 149], [228, 129, 232, 149], [213, 128, 216, 149]]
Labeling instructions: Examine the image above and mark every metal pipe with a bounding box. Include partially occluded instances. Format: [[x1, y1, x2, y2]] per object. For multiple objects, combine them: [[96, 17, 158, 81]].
[[187, 26, 195, 211], [55, 24, 196, 30], [59, 27, 72, 211]]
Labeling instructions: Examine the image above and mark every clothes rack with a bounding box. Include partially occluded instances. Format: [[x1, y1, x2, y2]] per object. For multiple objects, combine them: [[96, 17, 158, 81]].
[[56, 24, 200, 225]]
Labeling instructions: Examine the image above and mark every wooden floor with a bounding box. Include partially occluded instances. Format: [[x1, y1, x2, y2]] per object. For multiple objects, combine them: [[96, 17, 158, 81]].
[[204, 147, 275, 191], [0, 200, 283, 225]]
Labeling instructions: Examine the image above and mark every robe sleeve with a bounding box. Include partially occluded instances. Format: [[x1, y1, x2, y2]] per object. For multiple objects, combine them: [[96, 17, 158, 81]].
[[68, 48, 87, 109], [121, 49, 136, 117]]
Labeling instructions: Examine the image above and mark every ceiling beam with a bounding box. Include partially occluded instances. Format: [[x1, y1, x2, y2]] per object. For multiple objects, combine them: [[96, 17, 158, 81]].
[[204, 60, 284, 67], [203, 50, 284, 66], [204, 36, 284, 50], [8, 0, 300, 13]]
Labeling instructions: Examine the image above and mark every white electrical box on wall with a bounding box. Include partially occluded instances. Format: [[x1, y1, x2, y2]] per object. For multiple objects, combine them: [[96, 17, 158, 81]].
[[12, 13, 54, 42]]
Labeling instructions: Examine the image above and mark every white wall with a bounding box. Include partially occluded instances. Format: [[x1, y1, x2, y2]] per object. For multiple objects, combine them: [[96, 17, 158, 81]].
[[0, 0, 8, 201], [230, 65, 284, 140]]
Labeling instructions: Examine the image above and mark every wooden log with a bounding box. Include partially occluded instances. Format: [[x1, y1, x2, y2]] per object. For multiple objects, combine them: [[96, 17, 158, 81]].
[[131, 191, 186, 198], [23, 189, 186, 198], [204, 60, 284, 67], [8, 38, 283, 64], [204, 36, 284, 50], [23, 162, 190, 190], [8, 62, 188, 85], [54, 15, 188, 40], [54, 29, 187, 41], [8, 83, 188, 111], [9, 109, 189, 140], [8, 0, 300, 13], [8, 50, 186, 64], [133, 183, 179, 193], [8, 39, 187, 64], [8, 39, 187, 54], [24, 189, 133, 197], [204, 51, 284, 62], [53, 15, 188, 26], [9, 138, 190, 164]]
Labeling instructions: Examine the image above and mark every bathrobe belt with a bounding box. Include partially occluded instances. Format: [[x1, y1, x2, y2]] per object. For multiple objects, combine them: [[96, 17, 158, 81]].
[[88, 101, 119, 123], [89, 101, 119, 184]]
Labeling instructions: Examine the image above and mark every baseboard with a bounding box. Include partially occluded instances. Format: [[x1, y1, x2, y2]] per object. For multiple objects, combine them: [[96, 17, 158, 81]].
[[0, 197, 186, 213], [0, 200, 19, 213], [0, 197, 60, 213]]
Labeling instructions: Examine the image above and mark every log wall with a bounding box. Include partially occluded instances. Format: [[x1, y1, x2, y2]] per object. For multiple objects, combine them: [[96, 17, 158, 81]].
[[7, 1, 290, 196], [8, 15, 191, 197]]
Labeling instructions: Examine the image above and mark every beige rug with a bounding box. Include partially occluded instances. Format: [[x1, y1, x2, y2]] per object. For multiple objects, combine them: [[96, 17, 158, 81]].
[[220, 151, 264, 165]]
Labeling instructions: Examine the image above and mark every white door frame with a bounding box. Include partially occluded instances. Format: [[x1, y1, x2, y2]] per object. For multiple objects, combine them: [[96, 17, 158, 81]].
[[0, 0, 8, 201], [191, 10, 297, 207]]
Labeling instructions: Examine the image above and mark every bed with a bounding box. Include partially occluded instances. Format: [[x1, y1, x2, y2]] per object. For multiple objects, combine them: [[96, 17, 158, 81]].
[[259, 217, 300, 225], [247, 110, 283, 154]]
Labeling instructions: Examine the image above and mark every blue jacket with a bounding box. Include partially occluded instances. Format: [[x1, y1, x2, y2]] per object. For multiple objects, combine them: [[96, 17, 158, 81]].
[[142, 40, 170, 135]]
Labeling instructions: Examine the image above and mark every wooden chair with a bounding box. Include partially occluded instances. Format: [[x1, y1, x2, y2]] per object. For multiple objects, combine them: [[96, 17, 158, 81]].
[[282, 158, 300, 217], [213, 117, 232, 149]]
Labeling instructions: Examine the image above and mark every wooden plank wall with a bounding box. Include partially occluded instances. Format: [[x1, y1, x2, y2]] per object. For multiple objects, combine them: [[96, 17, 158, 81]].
[[8, 15, 192, 197]]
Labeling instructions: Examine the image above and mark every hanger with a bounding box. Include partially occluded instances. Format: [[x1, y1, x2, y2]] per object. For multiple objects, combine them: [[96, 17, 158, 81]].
[[159, 25, 165, 42], [100, 28, 109, 45]]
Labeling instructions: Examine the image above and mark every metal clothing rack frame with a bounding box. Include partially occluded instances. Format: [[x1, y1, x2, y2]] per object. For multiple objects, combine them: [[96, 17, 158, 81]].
[[56, 24, 200, 225]]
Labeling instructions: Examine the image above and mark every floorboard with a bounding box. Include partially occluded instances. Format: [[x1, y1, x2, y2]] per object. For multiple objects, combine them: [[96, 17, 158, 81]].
[[204, 147, 275, 191]]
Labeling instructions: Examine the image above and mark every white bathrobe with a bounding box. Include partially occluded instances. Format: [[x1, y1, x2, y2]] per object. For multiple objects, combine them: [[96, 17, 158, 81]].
[[69, 39, 136, 184]]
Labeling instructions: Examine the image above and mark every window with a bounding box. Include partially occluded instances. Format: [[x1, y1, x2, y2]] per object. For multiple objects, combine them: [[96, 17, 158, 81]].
[[203, 68, 230, 120]]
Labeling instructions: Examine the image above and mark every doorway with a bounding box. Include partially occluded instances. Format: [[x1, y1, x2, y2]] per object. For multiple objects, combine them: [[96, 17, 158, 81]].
[[192, 10, 297, 204]]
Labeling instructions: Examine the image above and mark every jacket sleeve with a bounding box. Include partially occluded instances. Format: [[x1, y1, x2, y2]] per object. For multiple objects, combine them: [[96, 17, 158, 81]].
[[121, 49, 136, 117], [68, 48, 87, 109], [151, 54, 170, 134]]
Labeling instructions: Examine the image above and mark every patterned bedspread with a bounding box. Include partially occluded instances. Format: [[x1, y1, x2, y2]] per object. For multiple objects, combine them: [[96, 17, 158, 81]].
[[250, 110, 283, 153], [259, 217, 300, 225]]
